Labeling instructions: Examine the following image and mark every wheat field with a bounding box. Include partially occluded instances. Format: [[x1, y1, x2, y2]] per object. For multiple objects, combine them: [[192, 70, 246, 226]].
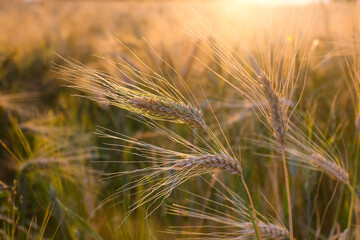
[[0, 1, 360, 239]]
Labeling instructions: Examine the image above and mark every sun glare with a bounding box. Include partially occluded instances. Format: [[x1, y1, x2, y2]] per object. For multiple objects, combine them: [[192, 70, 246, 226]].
[[236, 0, 319, 6]]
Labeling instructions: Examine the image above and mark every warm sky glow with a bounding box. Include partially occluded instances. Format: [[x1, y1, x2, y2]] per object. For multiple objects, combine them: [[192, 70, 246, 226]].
[[236, 0, 323, 6]]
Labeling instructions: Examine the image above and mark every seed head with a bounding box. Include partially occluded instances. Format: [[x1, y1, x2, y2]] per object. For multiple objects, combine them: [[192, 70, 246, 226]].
[[259, 72, 287, 145], [173, 153, 242, 175], [131, 97, 204, 127], [309, 153, 349, 185], [242, 221, 289, 239]]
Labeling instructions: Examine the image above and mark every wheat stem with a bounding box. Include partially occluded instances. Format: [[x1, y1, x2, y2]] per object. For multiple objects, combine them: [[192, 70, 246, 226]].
[[329, 184, 345, 238], [239, 176, 262, 240], [281, 146, 293, 240], [347, 132, 360, 231], [259, 72, 292, 239]]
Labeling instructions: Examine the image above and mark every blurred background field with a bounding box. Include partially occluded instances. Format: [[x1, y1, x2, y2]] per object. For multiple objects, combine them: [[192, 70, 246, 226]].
[[1, 1, 360, 239]]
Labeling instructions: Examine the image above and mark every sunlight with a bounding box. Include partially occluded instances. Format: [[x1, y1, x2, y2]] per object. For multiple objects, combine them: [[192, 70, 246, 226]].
[[236, 0, 319, 6]]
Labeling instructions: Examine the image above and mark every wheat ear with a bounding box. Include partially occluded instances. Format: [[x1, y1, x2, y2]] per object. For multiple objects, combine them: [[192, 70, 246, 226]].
[[259, 72, 286, 145], [173, 153, 242, 175], [131, 97, 204, 127], [173, 152, 260, 238], [259, 72, 293, 240], [309, 153, 349, 185], [58, 57, 205, 128], [242, 221, 289, 239]]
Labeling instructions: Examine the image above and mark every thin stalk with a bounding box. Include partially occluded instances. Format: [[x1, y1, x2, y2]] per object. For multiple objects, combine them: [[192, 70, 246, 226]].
[[281, 146, 293, 240], [329, 184, 345, 238], [236, 175, 262, 240], [347, 132, 360, 230], [272, 160, 283, 219]]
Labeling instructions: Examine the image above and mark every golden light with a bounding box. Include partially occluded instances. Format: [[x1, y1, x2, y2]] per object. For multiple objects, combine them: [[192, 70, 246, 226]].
[[235, 0, 317, 6]]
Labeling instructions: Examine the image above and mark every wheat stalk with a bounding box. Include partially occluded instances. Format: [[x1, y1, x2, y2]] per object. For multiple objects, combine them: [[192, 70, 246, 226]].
[[356, 113, 360, 132], [261, 116, 350, 186], [166, 180, 286, 240], [338, 229, 349, 240], [199, 33, 304, 239], [258, 72, 292, 239]]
